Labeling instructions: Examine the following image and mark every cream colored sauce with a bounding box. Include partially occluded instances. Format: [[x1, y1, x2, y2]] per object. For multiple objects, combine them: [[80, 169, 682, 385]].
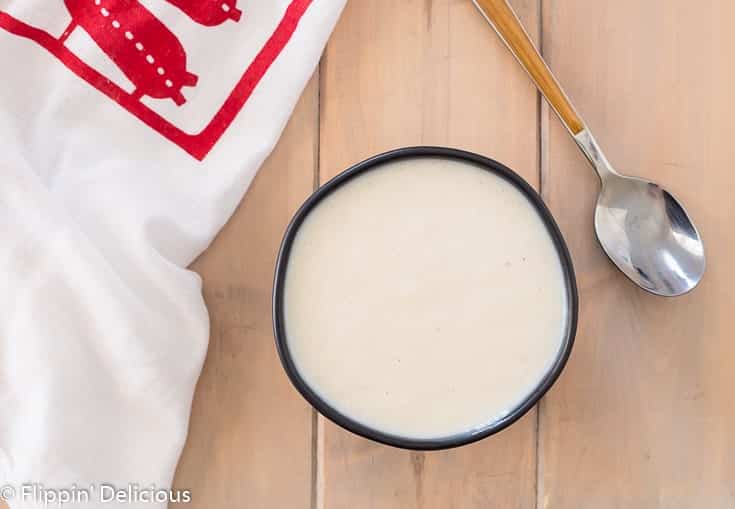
[[284, 157, 568, 439]]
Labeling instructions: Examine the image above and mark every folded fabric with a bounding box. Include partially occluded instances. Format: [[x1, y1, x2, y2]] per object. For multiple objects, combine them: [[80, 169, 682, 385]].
[[0, 1, 345, 507]]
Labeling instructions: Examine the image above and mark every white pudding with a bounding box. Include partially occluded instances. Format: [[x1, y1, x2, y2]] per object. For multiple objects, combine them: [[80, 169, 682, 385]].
[[283, 156, 569, 440]]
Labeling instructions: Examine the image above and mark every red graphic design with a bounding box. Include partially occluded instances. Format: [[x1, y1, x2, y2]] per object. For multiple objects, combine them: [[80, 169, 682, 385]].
[[165, 0, 243, 26], [62, 0, 199, 105], [0, 0, 312, 160]]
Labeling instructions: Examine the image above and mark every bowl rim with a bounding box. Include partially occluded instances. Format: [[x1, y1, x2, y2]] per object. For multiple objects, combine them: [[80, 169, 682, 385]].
[[272, 146, 579, 450]]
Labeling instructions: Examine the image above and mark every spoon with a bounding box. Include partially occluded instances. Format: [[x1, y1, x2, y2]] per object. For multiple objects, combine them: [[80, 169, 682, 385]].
[[473, 0, 705, 296]]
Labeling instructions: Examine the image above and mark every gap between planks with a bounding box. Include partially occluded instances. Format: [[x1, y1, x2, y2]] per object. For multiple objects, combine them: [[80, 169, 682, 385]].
[[536, 1, 550, 509], [311, 59, 325, 509]]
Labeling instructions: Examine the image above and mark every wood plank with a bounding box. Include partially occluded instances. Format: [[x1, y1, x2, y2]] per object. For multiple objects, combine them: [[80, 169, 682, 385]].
[[539, 1, 735, 507], [318, 1, 541, 507], [475, 0, 584, 134], [172, 75, 320, 509]]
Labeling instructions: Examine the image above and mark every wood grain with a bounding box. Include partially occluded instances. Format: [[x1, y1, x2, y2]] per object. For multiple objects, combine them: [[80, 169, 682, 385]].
[[171, 75, 320, 509], [475, 0, 584, 134], [539, 1, 735, 507], [317, 1, 541, 507]]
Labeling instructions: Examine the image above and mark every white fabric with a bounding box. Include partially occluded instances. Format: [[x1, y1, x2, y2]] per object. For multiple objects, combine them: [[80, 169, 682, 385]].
[[0, 0, 344, 507]]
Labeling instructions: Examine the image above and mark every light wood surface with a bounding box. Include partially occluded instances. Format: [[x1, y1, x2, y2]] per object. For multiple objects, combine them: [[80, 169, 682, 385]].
[[539, 1, 735, 507], [475, 0, 584, 134], [172, 1, 735, 508]]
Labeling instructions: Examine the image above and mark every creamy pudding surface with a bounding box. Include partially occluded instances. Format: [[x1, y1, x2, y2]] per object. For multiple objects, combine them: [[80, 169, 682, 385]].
[[283, 157, 569, 439]]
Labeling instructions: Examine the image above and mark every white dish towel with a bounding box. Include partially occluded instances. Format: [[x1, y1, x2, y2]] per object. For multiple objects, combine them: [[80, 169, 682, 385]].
[[0, 0, 345, 507]]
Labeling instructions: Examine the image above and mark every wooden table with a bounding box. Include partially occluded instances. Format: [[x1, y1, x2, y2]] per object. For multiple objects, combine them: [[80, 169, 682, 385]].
[[173, 1, 735, 507]]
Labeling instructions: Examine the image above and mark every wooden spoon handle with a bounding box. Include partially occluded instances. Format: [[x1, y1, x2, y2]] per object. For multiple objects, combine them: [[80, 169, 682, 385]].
[[473, 0, 585, 135]]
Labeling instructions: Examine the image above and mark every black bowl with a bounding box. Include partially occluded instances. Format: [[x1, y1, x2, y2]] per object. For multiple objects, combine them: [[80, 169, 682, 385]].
[[272, 146, 578, 450]]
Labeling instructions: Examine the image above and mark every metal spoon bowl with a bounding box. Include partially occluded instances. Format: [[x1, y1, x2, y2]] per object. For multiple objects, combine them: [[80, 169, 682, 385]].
[[474, 0, 705, 296], [596, 170, 705, 297]]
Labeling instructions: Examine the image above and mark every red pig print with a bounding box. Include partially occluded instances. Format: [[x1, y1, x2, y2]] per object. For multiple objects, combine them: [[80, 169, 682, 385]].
[[164, 0, 242, 26], [0, 0, 312, 159], [60, 0, 199, 106]]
